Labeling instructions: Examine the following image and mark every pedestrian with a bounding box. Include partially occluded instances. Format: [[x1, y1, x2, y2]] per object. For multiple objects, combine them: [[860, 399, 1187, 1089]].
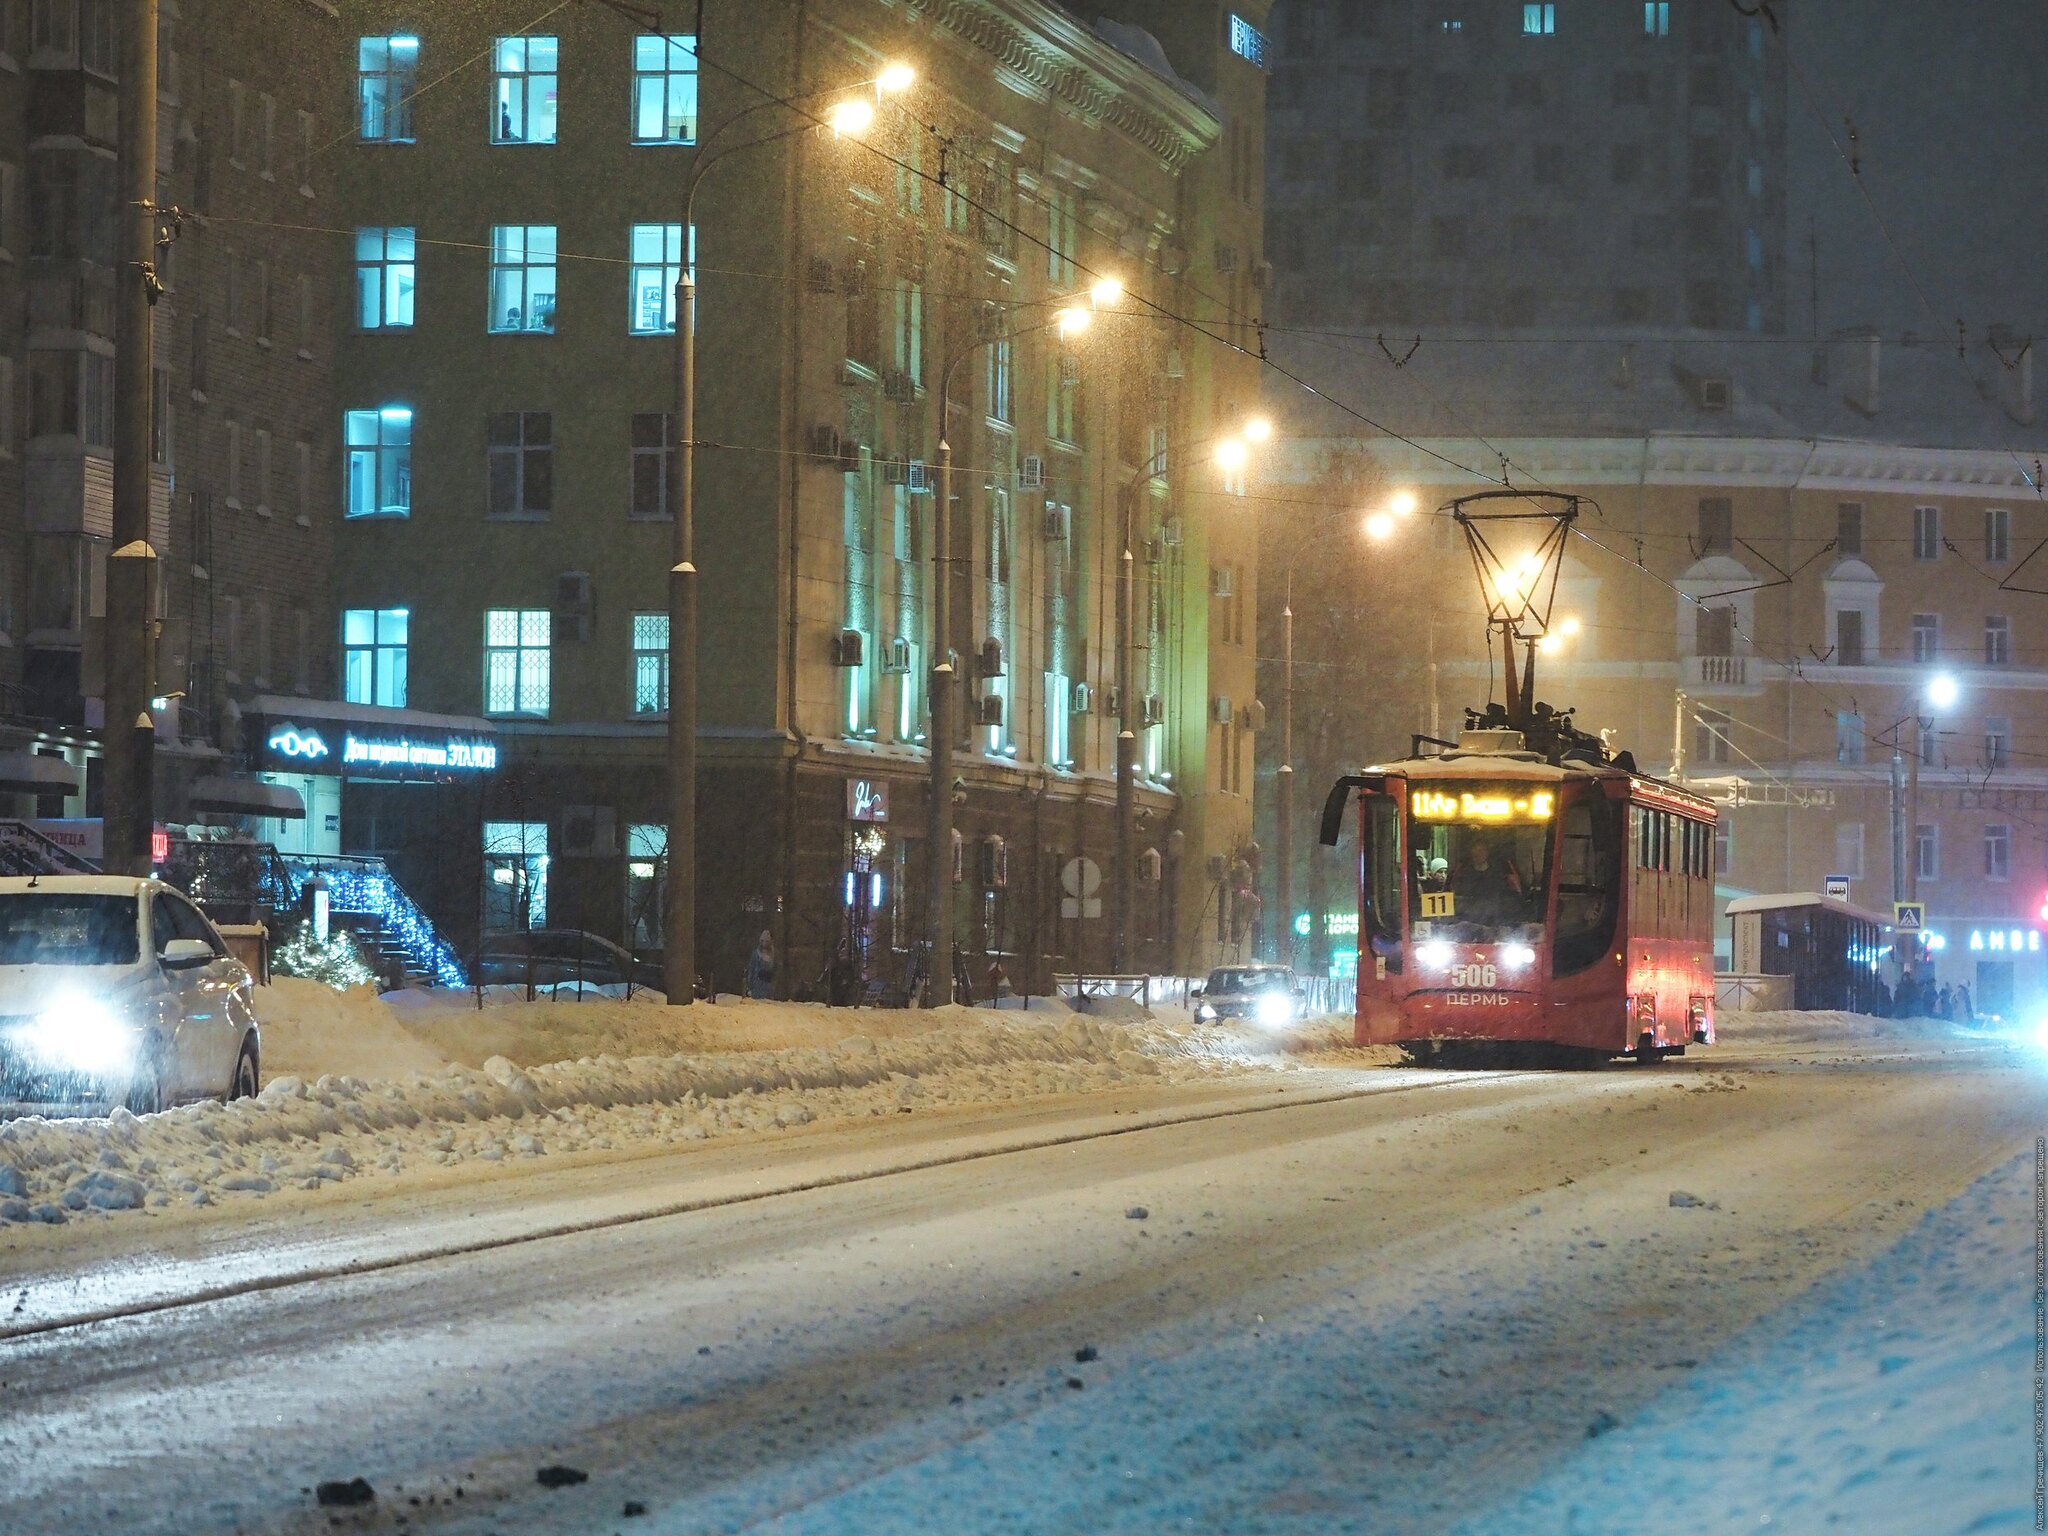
[[745, 928, 776, 1000], [1936, 982, 1954, 1020], [1959, 981, 1973, 1019], [1875, 978, 1894, 1017], [986, 957, 1012, 1002]]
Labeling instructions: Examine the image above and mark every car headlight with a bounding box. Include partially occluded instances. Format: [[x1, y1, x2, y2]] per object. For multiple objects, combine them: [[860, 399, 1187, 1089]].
[[1195, 1002, 1218, 1021], [18, 998, 136, 1077], [1255, 991, 1295, 1029]]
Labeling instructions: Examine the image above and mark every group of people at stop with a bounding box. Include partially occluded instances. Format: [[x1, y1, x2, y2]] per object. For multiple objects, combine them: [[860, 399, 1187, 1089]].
[[1879, 973, 1970, 1020]]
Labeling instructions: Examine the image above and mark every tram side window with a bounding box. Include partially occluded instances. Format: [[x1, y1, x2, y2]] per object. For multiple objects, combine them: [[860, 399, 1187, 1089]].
[[1557, 794, 1623, 976]]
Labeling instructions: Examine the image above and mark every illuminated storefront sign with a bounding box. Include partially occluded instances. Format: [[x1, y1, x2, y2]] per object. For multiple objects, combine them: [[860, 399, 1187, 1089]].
[[1967, 928, 2040, 954], [1294, 911, 1361, 938], [257, 717, 497, 777], [1410, 787, 1554, 823], [847, 778, 889, 822]]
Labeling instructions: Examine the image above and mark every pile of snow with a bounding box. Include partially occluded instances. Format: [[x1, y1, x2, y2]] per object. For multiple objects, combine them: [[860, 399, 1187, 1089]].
[[0, 1010, 1267, 1226], [1718, 1008, 2024, 1046], [255, 978, 448, 1080]]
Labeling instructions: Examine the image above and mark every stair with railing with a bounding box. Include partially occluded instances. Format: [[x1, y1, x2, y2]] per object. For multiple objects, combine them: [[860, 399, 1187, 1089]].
[[0, 819, 101, 876], [280, 854, 467, 988]]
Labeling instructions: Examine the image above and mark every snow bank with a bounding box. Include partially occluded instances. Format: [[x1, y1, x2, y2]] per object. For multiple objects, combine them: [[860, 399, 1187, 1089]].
[[1718, 1007, 2025, 1046], [0, 1011, 1260, 1226], [254, 978, 449, 1080]]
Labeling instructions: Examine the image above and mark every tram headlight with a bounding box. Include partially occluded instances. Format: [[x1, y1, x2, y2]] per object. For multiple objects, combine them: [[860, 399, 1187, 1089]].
[[1417, 940, 1453, 970], [1501, 942, 1536, 971]]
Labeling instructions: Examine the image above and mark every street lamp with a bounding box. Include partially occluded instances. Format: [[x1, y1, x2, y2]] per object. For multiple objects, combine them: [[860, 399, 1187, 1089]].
[[663, 65, 904, 1006], [1112, 418, 1271, 974], [922, 283, 1116, 1003]]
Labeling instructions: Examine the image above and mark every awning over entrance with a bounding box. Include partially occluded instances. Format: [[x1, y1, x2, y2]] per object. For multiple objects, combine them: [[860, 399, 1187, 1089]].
[[245, 696, 499, 779], [0, 751, 81, 796], [188, 775, 307, 819]]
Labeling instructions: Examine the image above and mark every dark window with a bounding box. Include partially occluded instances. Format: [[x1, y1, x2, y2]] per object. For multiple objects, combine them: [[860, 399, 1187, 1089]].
[[1531, 143, 1565, 184], [1696, 605, 1735, 657], [1697, 497, 1732, 554], [1367, 69, 1409, 128], [1835, 502, 1863, 556], [1612, 142, 1643, 184], [1554, 792, 1622, 977], [1688, 138, 1723, 197], [1613, 69, 1650, 105], [1834, 609, 1864, 666], [1443, 143, 1488, 180]]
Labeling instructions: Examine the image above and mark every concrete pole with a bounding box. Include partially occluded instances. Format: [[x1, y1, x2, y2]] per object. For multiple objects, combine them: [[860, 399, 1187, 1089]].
[[664, 270, 698, 1003], [106, 0, 159, 876], [926, 426, 955, 1004]]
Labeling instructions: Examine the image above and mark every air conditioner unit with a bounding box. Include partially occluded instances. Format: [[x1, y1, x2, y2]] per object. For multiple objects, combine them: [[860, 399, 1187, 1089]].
[[806, 256, 837, 294], [1104, 684, 1123, 716], [884, 369, 917, 404], [560, 804, 617, 857], [1137, 846, 1163, 883], [979, 834, 1009, 889], [1242, 699, 1268, 731], [1141, 692, 1164, 726], [1042, 505, 1069, 541], [1071, 681, 1093, 715], [1210, 566, 1236, 599], [882, 456, 910, 486], [830, 629, 865, 668], [1210, 694, 1233, 724], [978, 637, 1005, 678], [1698, 376, 1732, 411], [1214, 243, 1240, 274], [808, 423, 842, 460], [976, 694, 1004, 727], [553, 571, 593, 643], [907, 459, 932, 494], [1020, 454, 1046, 490], [1251, 258, 1274, 291], [884, 635, 913, 674], [1206, 852, 1228, 881], [1144, 536, 1166, 565]]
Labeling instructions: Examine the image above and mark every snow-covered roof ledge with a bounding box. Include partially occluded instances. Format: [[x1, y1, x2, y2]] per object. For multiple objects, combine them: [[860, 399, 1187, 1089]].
[[904, 0, 1221, 169], [1091, 18, 1225, 120]]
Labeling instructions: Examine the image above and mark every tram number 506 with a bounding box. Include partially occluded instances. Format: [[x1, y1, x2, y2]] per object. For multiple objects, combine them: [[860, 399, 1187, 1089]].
[[1448, 963, 1498, 988]]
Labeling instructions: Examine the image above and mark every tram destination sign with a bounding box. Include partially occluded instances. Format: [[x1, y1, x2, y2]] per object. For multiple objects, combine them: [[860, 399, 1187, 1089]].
[[1409, 786, 1555, 823]]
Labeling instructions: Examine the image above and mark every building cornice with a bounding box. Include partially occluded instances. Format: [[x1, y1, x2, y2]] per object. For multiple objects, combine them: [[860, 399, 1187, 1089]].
[[1299, 433, 2046, 501], [903, 0, 1222, 171]]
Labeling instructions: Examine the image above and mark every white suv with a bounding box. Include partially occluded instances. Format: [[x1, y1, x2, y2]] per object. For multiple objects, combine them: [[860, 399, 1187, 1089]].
[[0, 875, 260, 1116]]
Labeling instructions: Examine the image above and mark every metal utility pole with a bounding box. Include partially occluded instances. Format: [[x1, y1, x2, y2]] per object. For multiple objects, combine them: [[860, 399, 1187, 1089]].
[[1906, 712, 1923, 904], [105, 0, 160, 876], [1112, 484, 1136, 975], [1274, 575, 1294, 966], [663, 267, 698, 1004], [926, 431, 956, 1004], [1671, 690, 1687, 780]]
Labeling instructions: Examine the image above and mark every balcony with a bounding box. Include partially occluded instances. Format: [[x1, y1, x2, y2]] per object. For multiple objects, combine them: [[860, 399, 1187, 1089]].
[[1685, 653, 1760, 694]]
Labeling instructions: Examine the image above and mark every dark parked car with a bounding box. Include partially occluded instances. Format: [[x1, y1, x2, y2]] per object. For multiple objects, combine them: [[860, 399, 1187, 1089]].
[[474, 928, 664, 996], [1190, 964, 1305, 1027]]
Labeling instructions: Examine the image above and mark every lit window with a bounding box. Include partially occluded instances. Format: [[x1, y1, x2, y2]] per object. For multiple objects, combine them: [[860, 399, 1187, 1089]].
[[358, 35, 418, 143], [482, 821, 548, 929], [343, 607, 408, 708], [345, 406, 411, 517], [1986, 824, 2012, 881], [1046, 353, 1079, 443], [893, 280, 923, 391], [486, 411, 553, 519], [1523, 3, 1555, 35], [1045, 671, 1071, 767], [1227, 14, 1269, 69], [632, 611, 668, 715], [630, 412, 671, 520], [1643, 2, 1668, 35], [490, 36, 558, 144], [488, 224, 556, 333], [986, 338, 1012, 425], [632, 34, 697, 144], [354, 226, 414, 329], [628, 222, 693, 334], [626, 824, 665, 949], [483, 608, 551, 717]]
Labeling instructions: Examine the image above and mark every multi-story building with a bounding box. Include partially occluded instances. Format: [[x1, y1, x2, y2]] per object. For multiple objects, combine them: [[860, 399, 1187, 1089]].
[[312, 0, 1272, 991], [1263, 0, 1787, 333], [0, 0, 340, 852], [1267, 328, 2048, 1016]]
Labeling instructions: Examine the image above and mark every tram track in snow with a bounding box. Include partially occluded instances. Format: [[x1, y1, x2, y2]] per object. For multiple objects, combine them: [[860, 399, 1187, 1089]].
[[0, 1065, 1560, 1344]]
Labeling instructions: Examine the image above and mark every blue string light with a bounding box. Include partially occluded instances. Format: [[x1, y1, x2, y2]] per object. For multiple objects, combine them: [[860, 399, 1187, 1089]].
[[280, 856, 467, 988]]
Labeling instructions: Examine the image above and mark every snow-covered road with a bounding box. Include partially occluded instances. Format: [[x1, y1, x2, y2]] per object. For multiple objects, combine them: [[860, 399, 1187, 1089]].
[[1, 1028, 2039, 1534]]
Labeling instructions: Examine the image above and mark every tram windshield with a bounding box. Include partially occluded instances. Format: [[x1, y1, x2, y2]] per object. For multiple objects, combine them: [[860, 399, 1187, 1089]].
[[1408, 790, 1553, 945]]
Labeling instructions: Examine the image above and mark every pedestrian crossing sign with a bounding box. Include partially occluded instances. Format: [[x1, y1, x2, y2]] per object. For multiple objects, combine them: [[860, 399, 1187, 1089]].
[[1893, 902, 1925, 931]]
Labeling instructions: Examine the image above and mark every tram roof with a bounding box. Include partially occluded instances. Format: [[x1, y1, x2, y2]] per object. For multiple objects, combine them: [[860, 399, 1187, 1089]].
[[1369, 752, 1718, 811]]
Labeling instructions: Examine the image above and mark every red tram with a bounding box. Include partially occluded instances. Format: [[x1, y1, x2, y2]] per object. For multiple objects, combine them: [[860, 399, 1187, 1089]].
[[1318, 490, 1718, 1064]]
